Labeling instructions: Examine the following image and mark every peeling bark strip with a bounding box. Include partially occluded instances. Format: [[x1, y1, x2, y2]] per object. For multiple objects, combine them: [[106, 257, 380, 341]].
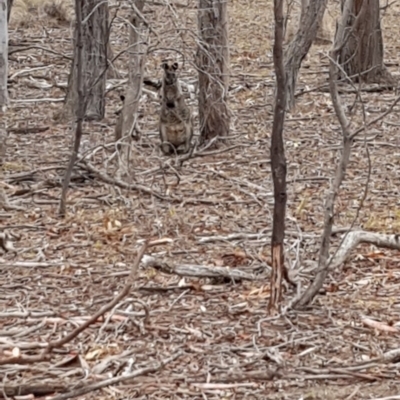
[[269, 0, 288, 313], [339, 0, 394, 84], [64, 0, 109, 121], [197, 0, 230, 143]]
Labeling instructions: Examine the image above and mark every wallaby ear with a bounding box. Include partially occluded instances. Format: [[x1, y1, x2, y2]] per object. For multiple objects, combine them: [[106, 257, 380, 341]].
[[172, 62, 178, 70]]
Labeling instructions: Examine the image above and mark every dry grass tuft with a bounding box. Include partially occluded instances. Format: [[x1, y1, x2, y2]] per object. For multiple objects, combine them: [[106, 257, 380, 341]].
[[10, 0, 74, 28]]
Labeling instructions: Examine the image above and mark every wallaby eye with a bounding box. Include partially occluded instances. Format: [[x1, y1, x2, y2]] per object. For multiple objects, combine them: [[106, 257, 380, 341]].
[[172, 62, 178, 70], [161, 62, 168, 70]]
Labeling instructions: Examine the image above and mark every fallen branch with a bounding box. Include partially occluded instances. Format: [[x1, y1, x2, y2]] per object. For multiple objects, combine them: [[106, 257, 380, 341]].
[[0, 383, 69, 398], [1, 352, 182, 399], [8, 126, 49, 134], [0, 188, 25, 211], [8, 45, 72, 59], [79, 161, 172, 201], [80, 161, 224, 205], [0, 244, 147, 364], [47, 352, 182, 400], [361, 316, 400, 333], [326, 231, 400, 271], [197, 227, 352, 244], [0, 261, 63, 268], [43, 242, 148, 354], [0, 354, 50, 367], [142, 255, 258, 281], [319, 84, 396, 94]]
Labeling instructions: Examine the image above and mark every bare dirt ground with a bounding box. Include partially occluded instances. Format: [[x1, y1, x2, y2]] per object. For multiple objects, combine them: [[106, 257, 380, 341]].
[[2, 0, 400, 399]]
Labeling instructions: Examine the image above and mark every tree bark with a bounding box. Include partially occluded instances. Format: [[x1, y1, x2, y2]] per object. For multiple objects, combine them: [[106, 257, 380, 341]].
[[197, 0, 230, 143], [0, 1, 7, 209], [115, 0, 147, 145], [269, 0, 288, 314], [338, 0, 394, 84], [59, 0, 85, 217], [64, 0, 109, 121], [6, 0, 12, 22], [295, 0, 356, 307], [0, 0, 8, 106], [284, 0, 328, 109]]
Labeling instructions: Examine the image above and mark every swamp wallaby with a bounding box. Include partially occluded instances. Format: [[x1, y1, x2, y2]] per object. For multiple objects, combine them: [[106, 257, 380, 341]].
[[159, 61, 193, 155]]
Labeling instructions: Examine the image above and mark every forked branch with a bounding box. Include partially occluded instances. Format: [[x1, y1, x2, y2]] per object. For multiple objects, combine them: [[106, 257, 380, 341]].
[[295, 0, 399, 306]]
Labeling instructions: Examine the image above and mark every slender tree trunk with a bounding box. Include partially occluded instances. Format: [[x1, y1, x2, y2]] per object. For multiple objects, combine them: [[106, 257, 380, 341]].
[[339, 0, 394, 84], [64, 0, 109, 121], [285, 0, 333, 44], [0, 0, 8, 209], [197, 0, 230, 144], [295, 0, 354, 307], [269, 0, 288, 314], [115, 0, 147, 146], [59, 0, 85, 216], [284, 0, 327, 109], [6, 0, 12, 22], [0, 0, 8, 106]]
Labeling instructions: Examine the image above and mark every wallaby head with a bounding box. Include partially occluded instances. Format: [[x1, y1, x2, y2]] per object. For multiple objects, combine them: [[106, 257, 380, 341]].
[[161, 61, 179, 86]]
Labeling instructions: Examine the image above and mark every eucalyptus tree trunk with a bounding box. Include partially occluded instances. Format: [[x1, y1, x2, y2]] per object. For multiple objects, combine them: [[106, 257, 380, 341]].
[[338, 0, 394, 84], [64, 0, 109, 121], [115, 0, 147, 145], [59, 0, 85, 216], [197, 0, 230, 143], [7, 0, 12, 22], [0, 0, 8, 106], [284, 0, 327, 109], [269, 0, 288, 314], [0, 0, 8, 209]]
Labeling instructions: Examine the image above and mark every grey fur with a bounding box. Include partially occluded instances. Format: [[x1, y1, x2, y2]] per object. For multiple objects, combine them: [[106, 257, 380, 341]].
[[159, 62, 193, 155]]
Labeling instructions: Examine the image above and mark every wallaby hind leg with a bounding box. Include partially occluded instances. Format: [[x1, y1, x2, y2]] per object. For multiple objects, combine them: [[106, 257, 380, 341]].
[[181, 122, 193, 154], [159, 124, 173, 155]]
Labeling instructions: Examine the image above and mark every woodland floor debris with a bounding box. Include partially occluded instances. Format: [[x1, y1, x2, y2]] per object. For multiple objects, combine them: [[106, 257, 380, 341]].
[[1, 0, 400, 399]]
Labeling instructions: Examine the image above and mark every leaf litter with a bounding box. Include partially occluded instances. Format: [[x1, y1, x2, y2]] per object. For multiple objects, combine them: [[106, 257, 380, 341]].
[[1, 0, 400, 399]]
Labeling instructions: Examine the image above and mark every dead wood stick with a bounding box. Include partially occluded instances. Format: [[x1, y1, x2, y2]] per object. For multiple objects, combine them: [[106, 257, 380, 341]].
[[8, 126, 49, 134], [326, 231, 400, 271], [8, 45, 72, 59], [196, 227, 352, 243], [0, 383, 69, 398], [143, 255, 257, 281], [0, 353, 50, 366], [349, 347, 400, 370], [0, 352, 181, 399], [146, 0, 191, 8], [299, 367, 379, 382], [43, 242, 148, 354], [79, 161, 172, 201], [46, 351, 182, 400]]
